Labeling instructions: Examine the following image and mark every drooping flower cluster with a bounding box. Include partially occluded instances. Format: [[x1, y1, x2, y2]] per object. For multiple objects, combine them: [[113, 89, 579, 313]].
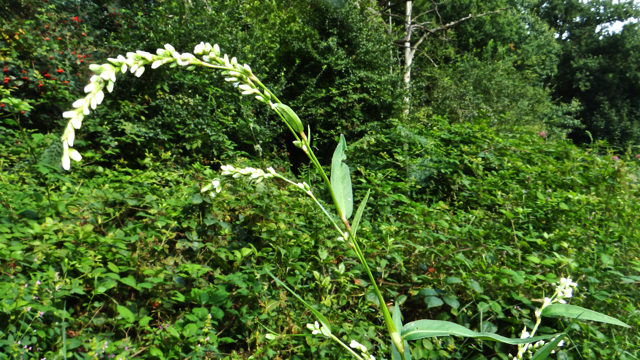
[[306, 321, 331, 337], [220, 165, 275, 182], [60, 41, 271, 170], [514, 276, 578, 359]]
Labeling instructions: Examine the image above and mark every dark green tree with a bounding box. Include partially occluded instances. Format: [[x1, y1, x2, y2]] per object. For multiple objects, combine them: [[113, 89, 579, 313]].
[[536, 0, 640, 147]]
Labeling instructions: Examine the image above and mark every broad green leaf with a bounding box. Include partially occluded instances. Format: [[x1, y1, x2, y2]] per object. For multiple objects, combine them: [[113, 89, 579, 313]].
[[273, 103, 304, 133], [352, 189, 370, 238], [330, 135, 353, 219], [139, 316, 153, 326], [117, 305, 135, 323], [149, 347, 164, 359], [401, 320, 553, 344], [443, 294, 460, 309], [541, 304, 630, 328], [266, 268, 332, 335], [425, 296, 443, 308]]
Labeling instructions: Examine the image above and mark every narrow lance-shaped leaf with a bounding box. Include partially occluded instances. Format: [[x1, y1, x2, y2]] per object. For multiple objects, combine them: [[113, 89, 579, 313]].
[[265, 268, 332, 335], [351, 189, 370, 238], [273, 103, 304, 133], [541, 304, 630, 328], [402, 320, 554, 344], [391, 303, 411, 360], [330, 134, 353, 219]]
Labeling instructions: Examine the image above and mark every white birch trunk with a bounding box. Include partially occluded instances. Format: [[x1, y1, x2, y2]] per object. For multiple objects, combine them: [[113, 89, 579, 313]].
[[403, 1, 413, 116]]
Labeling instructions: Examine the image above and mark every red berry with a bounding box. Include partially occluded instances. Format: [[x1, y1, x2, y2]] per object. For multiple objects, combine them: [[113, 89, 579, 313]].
[[57, 37, 62, 40], [2, 68, 7, 72], [82, 33, 86, 36], [52, 78, 57, 80], [22, 70, 26, 73], [45, 25, 49, 29], [44, 74, 50, 78], [56, 69, 63, 73], [22, 77, 28, 80], [0, 103, 4, 107], [45, 38, 49, 41], [49, 56, 53, 59], [21, 111, 25, 114]]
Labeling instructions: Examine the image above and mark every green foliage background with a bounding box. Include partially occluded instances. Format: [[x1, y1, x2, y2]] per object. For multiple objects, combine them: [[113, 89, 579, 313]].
[[2, 0, 640, 359]]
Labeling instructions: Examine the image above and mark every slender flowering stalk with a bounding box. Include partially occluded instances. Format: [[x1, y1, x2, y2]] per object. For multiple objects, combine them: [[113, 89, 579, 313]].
[[62, 41, 405, 359], [512, 277, 578, 359]]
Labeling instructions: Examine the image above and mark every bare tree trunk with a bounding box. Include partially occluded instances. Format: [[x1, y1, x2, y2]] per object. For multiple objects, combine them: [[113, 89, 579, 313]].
[[403, 0, 413, 116]]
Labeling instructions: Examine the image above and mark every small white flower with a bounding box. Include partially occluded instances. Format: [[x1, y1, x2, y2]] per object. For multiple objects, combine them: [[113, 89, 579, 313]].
[[135, 66, 145, 77], [84, 83, 96, 93], [62, 111, 77, 118], [72, 99, 85, 108], [267, 167, 276, 175], [95, 90, 105, 105], [107, 81, 115, 93], [69, 149, 82, 162], [121, 63, 128, 74], [151, 60, 162, 69], [164, 44, 175, 52], [520, 328, 530, 339]]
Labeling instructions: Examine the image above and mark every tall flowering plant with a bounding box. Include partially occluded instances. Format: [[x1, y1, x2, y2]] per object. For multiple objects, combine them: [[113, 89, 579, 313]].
[[58, 42, 631, 360]]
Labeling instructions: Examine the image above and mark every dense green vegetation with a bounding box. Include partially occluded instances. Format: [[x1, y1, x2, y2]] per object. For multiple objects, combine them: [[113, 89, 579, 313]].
[[2, 0, 640, 359]]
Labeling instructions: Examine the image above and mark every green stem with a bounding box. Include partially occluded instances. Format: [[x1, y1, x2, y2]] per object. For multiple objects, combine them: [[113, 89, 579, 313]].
[[329, 334, 365, 360]]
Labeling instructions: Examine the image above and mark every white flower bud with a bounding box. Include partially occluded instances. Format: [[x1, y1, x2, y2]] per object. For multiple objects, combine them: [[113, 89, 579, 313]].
[[66, 126, 75, 146], [117, 55, 127, 62], [89, 64, 103, 73], [95, 90, 105, 105], [151, 60, 162, 69], [121, 64, 128, 73], [107, 81, 114, 93], [231, 57, 237, 65], [238, 84, 252, 90], [101, 71, 111, 81], [136, 50, 153, 61], [243, 64, 251, 73], [255, 96, 264, 101], [84, 83, 96, 93], [223, 54, 230, 66], [72, 99, 85, 108], [164, 44, 175, 52], [69, 149, 82, 161], [107, 58, 120, 65], [194, 42, 205, 55], [135, 66, 145, 77], [204, 43, 212, 53], [90, 96, 97, 110], [213, 44, 220, 56], [130, 64, 139, 74], [71, 116, 82, 129], [83, 106, 90, 115], [225, 77, 238, 82], [90, 75, 100, 83]]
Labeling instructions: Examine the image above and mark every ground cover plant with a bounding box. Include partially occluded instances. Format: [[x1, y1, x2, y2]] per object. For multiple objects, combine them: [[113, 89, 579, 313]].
[[3, 35, 640, 359], [2, 0, 640, 359]]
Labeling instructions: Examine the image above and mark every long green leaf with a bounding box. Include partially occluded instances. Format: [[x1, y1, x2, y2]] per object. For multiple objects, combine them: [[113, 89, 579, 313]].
[[351, 189, 370, 238], [541, 304, 630, 328], [401, 320, 553, 344], [391, 303, 411, 360], [265, 268, 332, 335], [330, 134, 353, 219], [273, 103, 304, 133]]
